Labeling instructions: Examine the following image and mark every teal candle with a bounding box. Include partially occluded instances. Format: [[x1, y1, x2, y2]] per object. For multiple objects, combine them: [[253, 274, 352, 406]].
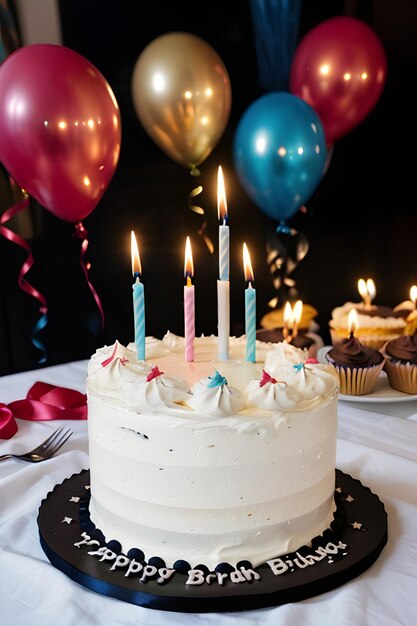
[[131, 231, 145, 361], [243, 243, 256, 363], [133, 277, 145, 360], [245, 284, 256, 362]]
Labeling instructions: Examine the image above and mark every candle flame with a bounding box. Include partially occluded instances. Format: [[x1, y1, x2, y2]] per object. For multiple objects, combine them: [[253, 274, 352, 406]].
[[131, 230, 142, 277], [243, 243, 254, 283], [348, 308, 359, 336], [184, 236, 194, 279], [410, 285, 417, 304], [217, 165, 228, 222], [358, 277, 376, 305], [292, 300, 303, 325], [283, 301, 293, 325], [357, 278, 367, 302], [366, 278, 376, 302]]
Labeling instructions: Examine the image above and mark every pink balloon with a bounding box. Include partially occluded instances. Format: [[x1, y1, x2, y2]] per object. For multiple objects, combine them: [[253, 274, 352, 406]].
[[0, 44, 121, 222], [290, 17, 386, 144]]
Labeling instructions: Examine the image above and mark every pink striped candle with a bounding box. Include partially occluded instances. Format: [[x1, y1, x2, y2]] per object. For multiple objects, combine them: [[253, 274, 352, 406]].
[[184, 236, 195, 362]]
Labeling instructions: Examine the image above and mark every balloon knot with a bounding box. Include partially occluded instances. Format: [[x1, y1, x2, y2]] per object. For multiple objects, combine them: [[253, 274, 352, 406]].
[[74, 221, 88, 239], [190, 164, 201, 177], [276, 221, 292, 235]]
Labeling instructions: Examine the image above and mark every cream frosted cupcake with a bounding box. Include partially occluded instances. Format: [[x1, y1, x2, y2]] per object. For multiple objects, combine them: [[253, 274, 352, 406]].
[[383, 333, 417, 394], [329, 302, 406, 350], [325, 333, 385, 396]]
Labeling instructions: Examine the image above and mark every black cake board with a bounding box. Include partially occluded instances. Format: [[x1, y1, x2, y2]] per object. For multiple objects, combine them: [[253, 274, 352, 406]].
[[37, 469, 387, 613]]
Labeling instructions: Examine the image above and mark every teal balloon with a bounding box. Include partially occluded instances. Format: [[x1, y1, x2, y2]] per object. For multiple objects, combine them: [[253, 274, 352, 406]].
[[233, 92, 327, 223]]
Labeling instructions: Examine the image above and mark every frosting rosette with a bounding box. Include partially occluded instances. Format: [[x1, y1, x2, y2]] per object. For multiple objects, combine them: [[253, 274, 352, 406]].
[[385, 333, 417, 364], [130, 366, 191, 410], [187, 370, 246, 417], [88, 342, 152, 393]]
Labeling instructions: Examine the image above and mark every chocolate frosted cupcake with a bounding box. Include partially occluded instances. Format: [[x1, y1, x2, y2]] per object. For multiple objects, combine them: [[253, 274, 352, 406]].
[[383, 333, 417, 394], [326, 334, 384, 395]]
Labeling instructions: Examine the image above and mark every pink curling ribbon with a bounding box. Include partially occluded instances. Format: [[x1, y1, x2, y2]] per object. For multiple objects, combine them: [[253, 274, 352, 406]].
[[73, 221, 105, 329], [0, 197, 48, 363], [0, 404, 18, 440], [7, 381, 87, 422]]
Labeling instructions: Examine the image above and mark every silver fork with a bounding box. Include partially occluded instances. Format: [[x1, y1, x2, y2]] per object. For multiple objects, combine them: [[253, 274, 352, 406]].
[[0, 426, 73, 463]]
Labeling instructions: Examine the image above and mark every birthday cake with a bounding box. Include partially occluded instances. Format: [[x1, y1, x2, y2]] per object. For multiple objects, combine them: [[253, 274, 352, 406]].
[[86, 334, 339, 571]]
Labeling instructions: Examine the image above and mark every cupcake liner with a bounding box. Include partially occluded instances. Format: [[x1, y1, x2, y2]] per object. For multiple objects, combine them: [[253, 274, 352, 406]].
[[332, 361, 385, 396], [384, 359, 417, 394]]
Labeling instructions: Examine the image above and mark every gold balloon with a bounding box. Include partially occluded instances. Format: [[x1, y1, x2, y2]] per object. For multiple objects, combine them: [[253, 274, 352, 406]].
[[132, 32, 232, 170]]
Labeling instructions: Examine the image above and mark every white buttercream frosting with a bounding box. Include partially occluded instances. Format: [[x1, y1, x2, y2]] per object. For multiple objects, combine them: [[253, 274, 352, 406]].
[[187, 371, 246, 416]]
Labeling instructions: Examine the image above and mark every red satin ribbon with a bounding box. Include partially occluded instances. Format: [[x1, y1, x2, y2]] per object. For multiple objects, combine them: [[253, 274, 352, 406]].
[[7, 382, 87, 423], [74, 221, 105, 329], [0, 404, 18, 440]]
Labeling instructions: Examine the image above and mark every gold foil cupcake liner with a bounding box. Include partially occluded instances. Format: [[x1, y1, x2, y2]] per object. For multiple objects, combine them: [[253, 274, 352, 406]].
[[384, 359, 417, 394], [333, 361, 385, 396]]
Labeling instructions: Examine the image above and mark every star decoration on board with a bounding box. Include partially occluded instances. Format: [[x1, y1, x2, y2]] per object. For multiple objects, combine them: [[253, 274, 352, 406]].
[[84, 485, 90, 490], [346, 495, 354, 503], [69, 496, 80, 503], [62, 517, 73, 524], [335, 487, 342, 493], [351, 521, 364, 530]]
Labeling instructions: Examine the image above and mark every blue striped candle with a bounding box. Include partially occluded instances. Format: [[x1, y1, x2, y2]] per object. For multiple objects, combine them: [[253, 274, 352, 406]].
[[131, 231, 145, 361], [243, 243, 256, 363], [245, 285, 256, 363], [133, 278, 145, 360]]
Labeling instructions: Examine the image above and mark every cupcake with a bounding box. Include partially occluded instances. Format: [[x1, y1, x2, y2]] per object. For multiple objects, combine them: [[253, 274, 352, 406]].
[[383, 332, 417, 394], [259, 301, 323, 358], [329, 302, 406, 350], [325, 333, 385, 396]]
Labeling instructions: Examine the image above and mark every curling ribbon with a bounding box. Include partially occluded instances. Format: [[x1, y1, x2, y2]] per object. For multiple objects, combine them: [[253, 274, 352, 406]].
[[0, 197, 48, 363], [187, 183, 214, 254], [73, 221, 105, 329], [7, 381, 87, 422]]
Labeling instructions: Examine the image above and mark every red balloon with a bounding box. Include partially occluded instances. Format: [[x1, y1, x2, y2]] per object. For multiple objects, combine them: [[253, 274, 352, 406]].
[[290, 16, 386, 144], [0, 44, 121, 222]]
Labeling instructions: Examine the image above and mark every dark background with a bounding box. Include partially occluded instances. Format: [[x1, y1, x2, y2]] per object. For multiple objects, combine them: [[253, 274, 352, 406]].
[[1, 0, 416, 375]]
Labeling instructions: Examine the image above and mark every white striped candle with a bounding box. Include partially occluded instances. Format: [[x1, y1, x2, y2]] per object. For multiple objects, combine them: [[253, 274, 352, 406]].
[[243, 243, 256, 363], [131, 231, 145, 360]]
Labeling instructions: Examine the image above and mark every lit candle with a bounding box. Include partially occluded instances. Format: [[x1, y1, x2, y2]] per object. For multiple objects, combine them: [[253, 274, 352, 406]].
[[184, 236, 195, 362], [243, 243, 256, 362], [217, 165, 230, 360], [358, 278, 376, 308], [348, 308, 359, 338], [291, 300, 303, 340], [410, 285, 417, 309], [283, 301, 293, 341], [131, 231, 145, 360]]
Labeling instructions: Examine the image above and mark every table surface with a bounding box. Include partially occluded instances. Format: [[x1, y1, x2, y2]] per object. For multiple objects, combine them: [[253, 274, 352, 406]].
[[1, 361, 417, 626]]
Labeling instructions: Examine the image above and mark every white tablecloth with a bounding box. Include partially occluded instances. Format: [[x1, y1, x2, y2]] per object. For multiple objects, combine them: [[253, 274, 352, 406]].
[[1, 362, 417, 626]]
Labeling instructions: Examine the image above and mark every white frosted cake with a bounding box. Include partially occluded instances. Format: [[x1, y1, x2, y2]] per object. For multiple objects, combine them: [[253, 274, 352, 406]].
[[86, 334, 339, 569]]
